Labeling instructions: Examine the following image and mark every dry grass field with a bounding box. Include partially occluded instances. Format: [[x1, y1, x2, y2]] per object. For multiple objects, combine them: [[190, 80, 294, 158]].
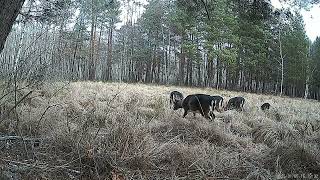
[[1, 82, 320, 179]]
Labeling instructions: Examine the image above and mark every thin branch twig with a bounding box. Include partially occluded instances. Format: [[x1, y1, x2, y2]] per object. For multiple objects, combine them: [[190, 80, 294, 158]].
[[35, 104, 62, 131], [1, 91, 33, 121]]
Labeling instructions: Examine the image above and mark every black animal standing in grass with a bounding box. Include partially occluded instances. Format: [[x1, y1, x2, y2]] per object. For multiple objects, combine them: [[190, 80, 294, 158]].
[[169, 91, 184, 109], [173, 94, 216, 120], [224, 96, 245, 111], [261, 103, 271, 111], [211, 95, 223, 112]]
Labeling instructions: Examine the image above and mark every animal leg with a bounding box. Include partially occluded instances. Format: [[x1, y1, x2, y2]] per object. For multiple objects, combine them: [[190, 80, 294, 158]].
[[209, 111, 215, 120], [203, 108, 212, 120], [183, 109, 188, 118], [199, 110, 205, 117]]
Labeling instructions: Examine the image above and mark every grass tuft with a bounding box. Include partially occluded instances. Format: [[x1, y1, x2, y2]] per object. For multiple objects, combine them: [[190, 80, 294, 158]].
[[0, 82, 319, 179]]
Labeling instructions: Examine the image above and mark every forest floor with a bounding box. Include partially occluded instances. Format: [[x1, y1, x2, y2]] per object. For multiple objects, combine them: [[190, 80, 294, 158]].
[[1, 82, 320, 179]]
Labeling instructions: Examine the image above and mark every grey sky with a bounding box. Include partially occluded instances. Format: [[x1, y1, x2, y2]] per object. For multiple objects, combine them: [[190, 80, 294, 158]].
[[271, 0, 320, 41]]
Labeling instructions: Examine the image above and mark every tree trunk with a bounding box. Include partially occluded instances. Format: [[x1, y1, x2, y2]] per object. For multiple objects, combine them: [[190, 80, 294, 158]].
[[207, 56, 212, 86], [216, 44, 221, 89], [106, 23, 114, 81], [198, 59, 201, 86], [0, 0, 25, 54], [71, 29, 81, 81], [156, 57, 161, 83], [89, 0, 97, 81], [304, 75, 310, 99], [13, 23, 25, 74], [225, 69, 228, 89], [185, 57, 189, 86], [166, 32, 170, 84], [179, 46, 185, 85], [278, 22, 285, 96], [237, 70, 242, 90]]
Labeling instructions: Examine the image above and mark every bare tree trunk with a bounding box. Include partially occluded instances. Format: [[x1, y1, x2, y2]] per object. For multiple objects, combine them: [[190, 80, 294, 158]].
[[278, 22, 285, 96], [151, 45, 156, 83], [174, 39, 178, 83], [166, 32, 170, 84], [237, 54, 242, 90], [106, 22, 114, 81], [0, 0, 25, 54], [13, 23, 25, 74], [207, 55, 213, 87], [216, 58, 220, 89], [71, 25, 83, 81], [304, 71, 310, 99], [161, 23, 166, 83], [197, 59, 201, 86], [185, 57, 189, 86], [89, 0, 97, 81], [189, 58, 193, 86], [179, 45, 185, 85], [216, 43, 222, 89], [120, 35, 125, 82]]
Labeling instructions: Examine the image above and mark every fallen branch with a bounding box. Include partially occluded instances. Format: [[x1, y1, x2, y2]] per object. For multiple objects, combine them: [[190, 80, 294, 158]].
[[0, 135, 44, 141], [0, 158, 81, 174]]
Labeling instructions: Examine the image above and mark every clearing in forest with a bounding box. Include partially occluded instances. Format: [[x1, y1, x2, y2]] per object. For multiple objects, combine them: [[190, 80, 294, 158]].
[[1, 82, 320, 179]]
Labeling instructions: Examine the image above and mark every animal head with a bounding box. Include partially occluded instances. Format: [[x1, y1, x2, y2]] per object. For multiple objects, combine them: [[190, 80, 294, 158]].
[[222, 101, 229, 111], [261, 102, 271, 110], [173, 99, 183, 110]]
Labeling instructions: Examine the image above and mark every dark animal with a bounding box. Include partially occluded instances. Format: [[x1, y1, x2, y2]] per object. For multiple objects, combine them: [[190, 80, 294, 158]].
[[211, 95, 224, 112], [170, 91, 184, 109], [224, 96, 245, 111], [261, 103, 271, 110], [173, 94, 216, 120]]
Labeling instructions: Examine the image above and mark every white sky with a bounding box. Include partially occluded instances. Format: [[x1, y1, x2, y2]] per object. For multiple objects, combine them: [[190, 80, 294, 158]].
[[115, 0, 147, 29], [301, 7, 320, 41], [271, 0, 320, 41]]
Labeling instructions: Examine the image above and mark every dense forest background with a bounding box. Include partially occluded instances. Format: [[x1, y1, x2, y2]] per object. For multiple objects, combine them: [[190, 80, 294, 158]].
[[1, 0, 320, 99]]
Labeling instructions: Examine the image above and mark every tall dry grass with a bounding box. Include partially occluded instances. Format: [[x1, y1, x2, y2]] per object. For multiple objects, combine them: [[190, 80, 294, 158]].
[[0, 82, 319, 179]]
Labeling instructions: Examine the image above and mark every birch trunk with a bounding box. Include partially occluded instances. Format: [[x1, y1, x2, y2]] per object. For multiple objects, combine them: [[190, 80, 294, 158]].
[[279, 27, 284, 97]]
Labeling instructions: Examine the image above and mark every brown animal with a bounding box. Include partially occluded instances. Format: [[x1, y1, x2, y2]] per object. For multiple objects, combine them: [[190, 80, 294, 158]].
[[173, 94, 216, 120], [211, 95, 224, 112], [224, 96, 245, 111], [261, 102, 271, 110]]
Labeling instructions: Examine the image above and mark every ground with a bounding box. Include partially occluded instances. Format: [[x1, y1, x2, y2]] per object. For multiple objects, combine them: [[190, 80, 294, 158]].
[[1, 82, 320, 179]]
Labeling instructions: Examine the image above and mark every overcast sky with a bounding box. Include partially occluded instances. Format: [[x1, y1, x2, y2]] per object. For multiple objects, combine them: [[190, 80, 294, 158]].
[[271, 0, 320, 41]]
